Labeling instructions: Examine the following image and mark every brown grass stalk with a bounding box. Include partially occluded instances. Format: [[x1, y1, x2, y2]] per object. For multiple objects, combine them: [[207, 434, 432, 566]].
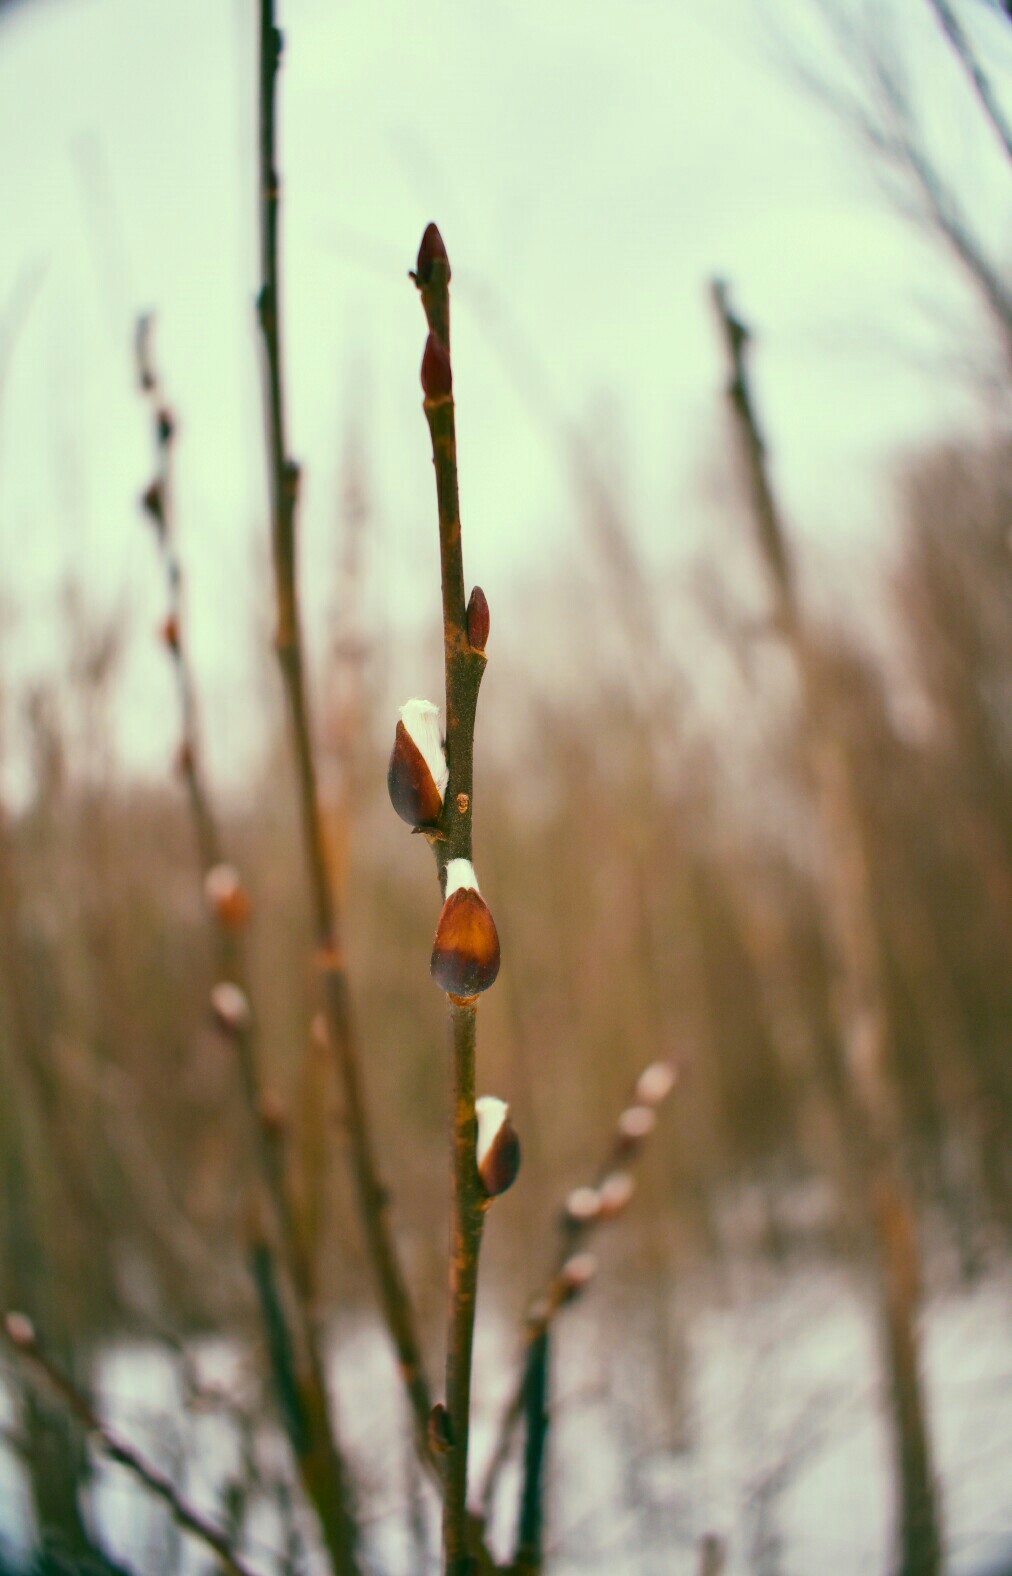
[[712, 279, 941, 1576]]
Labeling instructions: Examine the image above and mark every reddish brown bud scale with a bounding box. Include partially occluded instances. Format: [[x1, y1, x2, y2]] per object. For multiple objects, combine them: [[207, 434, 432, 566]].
[[428, 1402, 453, 1453], [466, 585, 490, 651], [420, 333, 452, 400], [160, 613, 179, 650], [205, 863, 252, 930], [431, 887, 500, 997], [476, 1098, 522, 1198], [141, 480, 164, 524], [388, 719, 444, 826], [416, 222, 450, 284]]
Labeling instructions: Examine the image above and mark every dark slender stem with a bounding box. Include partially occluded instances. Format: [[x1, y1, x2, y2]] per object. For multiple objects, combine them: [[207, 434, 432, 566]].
[[923, 0, 1012, 163], [255, 0, 432, 1471], [514, 1328, 550, 1574], [443, 1001, 485, 1576], [414, 229, 491, 1573], [4, 1320, 265, 1576]]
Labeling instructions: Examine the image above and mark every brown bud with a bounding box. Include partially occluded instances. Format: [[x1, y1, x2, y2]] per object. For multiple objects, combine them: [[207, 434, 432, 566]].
[[466, 585, 490, 652], [174, 740, 195, 778], [141, 480, 164, 525], [428, 1402, 452, 1453], [159, 613, 179, 651], [565, 1186, 602, 1225], [559, 1251, 598, 1303], [204, 863, 252, 929], [259, 1089, 287, 1137], [475, 1097, 521, 1198], [431, 863, 500, 997], [421, 333, 452, 400], [388, 710, 445, 827], [416, 222, 450, 284], [157, 408, 175, 445], [617, 1104, 657, 1151], [597, 1170, 635, 1220], [634, 1060, 677, 1107], [4, 1312, 36, 1349]]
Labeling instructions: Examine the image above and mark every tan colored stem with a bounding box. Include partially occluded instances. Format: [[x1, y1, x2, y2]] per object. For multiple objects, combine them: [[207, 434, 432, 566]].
[[255, 0, 432, 1472], [712, 279, 941, 1576]]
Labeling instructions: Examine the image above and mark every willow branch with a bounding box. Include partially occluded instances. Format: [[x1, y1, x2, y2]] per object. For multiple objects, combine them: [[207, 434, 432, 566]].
[[513, 1328, 550, 1576], [3, 1315, 265, 1576], [255, 0, 431, 1466], [412, 225, 495, 1576], [135, 315, 358, 1576], [478, 1061, 675, 1519]]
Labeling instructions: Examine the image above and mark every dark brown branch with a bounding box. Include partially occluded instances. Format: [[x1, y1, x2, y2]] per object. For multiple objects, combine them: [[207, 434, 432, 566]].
[[3, 1315, 266, 1576], [255, 0, 432, 1470], [513, 1328, 550, 1575], [413, 226, 493, 1575]]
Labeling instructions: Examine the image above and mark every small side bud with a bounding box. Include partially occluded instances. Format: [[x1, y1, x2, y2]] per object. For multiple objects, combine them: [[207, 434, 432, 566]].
[[598, 1170, 636, 1220], [157, 408, 175, 446], [388, 699, 448, 827], [159, 613, 179, 651], [259, 1089, 287, 1137], [421, 333, 452, 400], [431, 860, 501, 997], [141, 480, 164, 525], [466, 586, 490, 652], [416, 222, 450, 284], [635, 1060, 677, 1107], [565, 1186, 602, 1225], [559, 1252, 598, 1303], [175, 740, 194, 778], [4, 1312, 36, 1349], [475, 1096, 521, 1198], [204, 863, 252, 929], [428, 1402, 453, 1453], [210, 982, 251, 1035], [617, 1104, 656, 1150]]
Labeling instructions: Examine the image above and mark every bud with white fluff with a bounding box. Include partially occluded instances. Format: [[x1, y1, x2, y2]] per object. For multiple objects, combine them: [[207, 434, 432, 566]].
[[598, 1170, 636, 1220], [387, 698, 449, 827], [634, 1060, 677, 1107], [430, 859, 500, 997], [617, 1104, 656, 1150], [475, 1096, 521, 1198], [204, 862, 251, 929], [210, 981, 251, 1034]]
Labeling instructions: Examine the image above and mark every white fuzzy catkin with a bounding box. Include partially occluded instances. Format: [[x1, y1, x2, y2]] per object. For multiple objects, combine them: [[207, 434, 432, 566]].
[[399, 698, 449, 799], [444, 858, 480, 897], [475, 1096, 509, 1170]]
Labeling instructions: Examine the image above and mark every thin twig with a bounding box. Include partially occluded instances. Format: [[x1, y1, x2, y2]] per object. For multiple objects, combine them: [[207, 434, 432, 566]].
[[3, 1315, 266, 1576], [254, 0, 432, 1467], [513, 1328, 550, 1576], [923, 0, 1012, 163], [134, 315, 359, 1576], [478, 1061, 676, 1519]]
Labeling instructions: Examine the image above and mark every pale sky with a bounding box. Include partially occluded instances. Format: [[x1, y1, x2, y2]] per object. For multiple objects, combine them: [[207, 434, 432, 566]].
[[0, 0, 1008, 790]]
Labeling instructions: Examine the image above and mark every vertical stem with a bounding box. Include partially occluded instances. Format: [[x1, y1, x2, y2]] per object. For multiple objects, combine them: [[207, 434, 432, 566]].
[[712, 281, 941, 1576], [515, 1328, 550, 1574], [414, 227, 490, 1573], [443, 1000, 485, 1576], [255, 0, 432, 1466]]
